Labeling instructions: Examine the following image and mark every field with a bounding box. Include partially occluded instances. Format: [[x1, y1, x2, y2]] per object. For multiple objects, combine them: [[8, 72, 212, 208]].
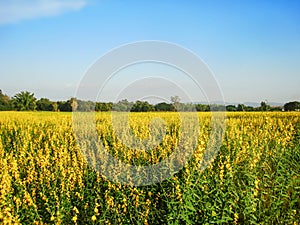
[[0, 111, 299, 224]]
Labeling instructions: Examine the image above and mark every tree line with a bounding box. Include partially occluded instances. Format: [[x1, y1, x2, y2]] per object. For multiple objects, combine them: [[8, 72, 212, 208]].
[[0, 89, 299, 112]]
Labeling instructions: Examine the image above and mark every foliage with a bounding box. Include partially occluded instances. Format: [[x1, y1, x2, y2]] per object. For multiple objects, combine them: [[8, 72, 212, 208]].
[[155, 102, 175, 111], [260, 101, 271, 111], [0, 90, 12, 111], [112, 99, 133, 112], [95, 102, 113, 112], [237, 104, 246, 111], [195, 104, 210, 112], [12, 91, 36, 111], [226, 105, 237, 111], [0, 112, 299, 224], [36, 98, 54, 111], [284, 101, 300, 111], [58, 100, 72, 112], [131, 100, 155, 112]]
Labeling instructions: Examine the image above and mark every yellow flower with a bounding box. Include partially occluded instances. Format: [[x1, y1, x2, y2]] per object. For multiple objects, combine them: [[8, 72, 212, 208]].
[[73, 206, 79, 214], [146, 199, 151, 205], [91, 215, 97, 221], [212, 211, 217, 217], [234, 212, 239, 224], [72, 215, 77, 222]]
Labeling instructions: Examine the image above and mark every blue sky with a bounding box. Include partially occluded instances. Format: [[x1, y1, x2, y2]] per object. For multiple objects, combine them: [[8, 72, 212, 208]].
[[0, 0, 299, 103]]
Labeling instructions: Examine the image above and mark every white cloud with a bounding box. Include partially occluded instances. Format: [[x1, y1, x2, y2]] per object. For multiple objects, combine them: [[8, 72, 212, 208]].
[[0, 0, 87, 25]]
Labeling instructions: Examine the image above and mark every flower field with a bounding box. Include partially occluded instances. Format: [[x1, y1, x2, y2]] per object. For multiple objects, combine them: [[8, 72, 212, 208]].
[[0, 111, 299, 224]]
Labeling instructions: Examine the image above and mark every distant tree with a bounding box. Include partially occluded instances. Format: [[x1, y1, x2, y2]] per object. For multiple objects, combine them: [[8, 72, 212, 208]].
[[77, 100, 95, 111], [131, 101, 154, 112], [284, 101, 300, 111], [95, 102, 113, 111], [70, 97, 78, 111], [112, 99, 133, 111], [36, 98, 54, 111], [183, 103, 196, 111], [57, 98, 82, 112], [245, 106, 255, 111], [52, 102, 59, 112], [195, 104, 210, 112], [210, 104, 226, 111], [106, 102, 113, 111], [237, 104, 246, 111], [170, 96, 181, 111], [58, 101, 72, 112], [226, 105, 237, 111], [155, 102, 175, 111], [12, 91, 36, 111], [260, 101, 270, 111], [175, 103, 185, 111], [0, 89, 12, 111], [270, 106, 283, 112]]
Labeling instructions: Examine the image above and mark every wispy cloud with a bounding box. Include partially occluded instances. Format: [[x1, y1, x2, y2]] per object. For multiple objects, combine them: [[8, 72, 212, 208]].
[[0, 0, 87, 25]]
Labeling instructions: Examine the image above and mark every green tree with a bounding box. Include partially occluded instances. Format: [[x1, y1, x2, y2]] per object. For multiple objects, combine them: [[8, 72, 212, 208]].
[[131, 101, 154, 112], [195, 104, 210, 112], [284, 101, 300, 111], [226, 105, 237, 111], [245, 106, 255, 111], [155, 102, 175, 111], [237, 104, 246, 111], [270, 106, 283, 111], [12, 91, 36, 111], [36, 98, 54, 111], [58, 101, 72, 112], [112, 99, 133, 111], [0, 89, 12, 111], [95, 102, 113, 111], [260, 101, 270, 111]]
